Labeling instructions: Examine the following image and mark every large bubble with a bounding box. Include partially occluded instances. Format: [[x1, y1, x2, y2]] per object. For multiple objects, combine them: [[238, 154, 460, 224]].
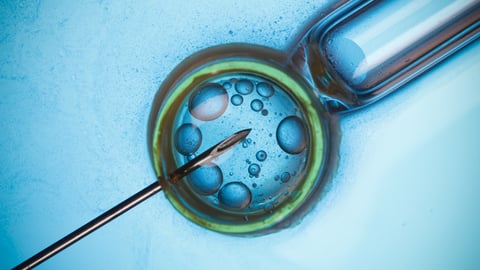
[[174, 123, 202, 155], [218, 182, 252, 210], [188, 163, 223, 195], [189, 83, 228, 121], [235, 79, 254, 95], [276, 116, 307, 154]]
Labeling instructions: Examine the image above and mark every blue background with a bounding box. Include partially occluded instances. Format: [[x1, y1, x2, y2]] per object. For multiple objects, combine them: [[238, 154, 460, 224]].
[[1, 1, 479, 269]]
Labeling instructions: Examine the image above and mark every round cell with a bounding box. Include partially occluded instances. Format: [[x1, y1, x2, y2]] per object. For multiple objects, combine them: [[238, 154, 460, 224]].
[[218, 182, 252, 210], [235, 79, 254, 95], [188, 163, 223, 195], [151, 51, 328, 235], [256, 150, 267, 161], [189, 83, 228, 121], [248, 163, 261, 177], [231, 94, 243, 106], [250, 99, 264, 112], [276, 116, 307, 154], [174, 124, 202, 155], [256, 82, 274, 98]]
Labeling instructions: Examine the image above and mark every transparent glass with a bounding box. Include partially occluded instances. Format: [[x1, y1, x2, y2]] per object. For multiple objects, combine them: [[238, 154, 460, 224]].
[[291, 0, 480, 111]]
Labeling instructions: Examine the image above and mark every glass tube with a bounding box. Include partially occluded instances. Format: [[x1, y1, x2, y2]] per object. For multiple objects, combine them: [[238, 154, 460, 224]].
[[293, 0, 480, 112]]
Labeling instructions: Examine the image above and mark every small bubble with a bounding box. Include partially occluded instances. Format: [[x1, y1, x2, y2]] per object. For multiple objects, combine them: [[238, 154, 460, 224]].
[[189, 83, 228, 121], [231, 94, 243, 106], [223, 81, 232, 89], [248, 163, 261, 177], [174, 124, 202, 155], [256, 150, 267, 162], [188, 163, 223, 195], [218, 182, 252, 210], [256, 82, 274, 98], [235, 79, 254, 95], [261, 109, 268, 116], [280, 172, 291, 183], [252, 183, 257, 188], [250, 99, 264, 112], [242, 141, 248, 148], [276, 116, 307, 154]]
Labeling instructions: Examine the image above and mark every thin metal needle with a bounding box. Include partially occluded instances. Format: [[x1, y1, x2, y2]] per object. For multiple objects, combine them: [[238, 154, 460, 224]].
[[13, 128, 251, 270]]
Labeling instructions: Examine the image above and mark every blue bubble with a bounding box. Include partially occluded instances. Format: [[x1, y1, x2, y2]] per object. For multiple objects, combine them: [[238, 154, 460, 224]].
[[189, 83, 228, 121], [218, 182, 252, 210], [248, 163, 261, 177], [174, 123, 202, 155], [231, 94, 243, 106], [250, 99, 264, 112], [188, 163, 223, 195], [235, 79, 254, 95], [255, 150, 267, 161], [256, 82, 274, 98], [280, 172, 291, 183], [276, 116, 307, 154]]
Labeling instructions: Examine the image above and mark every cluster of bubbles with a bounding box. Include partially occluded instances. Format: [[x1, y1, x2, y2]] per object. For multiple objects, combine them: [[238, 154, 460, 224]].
[[172, 76, 308, 211]]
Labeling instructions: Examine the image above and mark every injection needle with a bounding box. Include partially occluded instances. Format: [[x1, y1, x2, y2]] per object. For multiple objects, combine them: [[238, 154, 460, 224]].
[[14, 128, 251, 270]]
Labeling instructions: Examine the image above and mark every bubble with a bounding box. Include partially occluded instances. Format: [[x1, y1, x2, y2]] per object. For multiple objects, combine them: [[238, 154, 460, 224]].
[[231, 94, 243, 106], [235, 79, 254, 95], [280, 172, 291, 183], [188, 163, 223, 195], [189, 83, 228, 121], [174, 124, 202, 155], [261, 109, 268, 116], [248, 163, 261, 177], [223, 81, 232, 89], [218, 182, 252, 210], [276, 116, 307, 154], [250, 99, 264, 112], [256, 82, 274, 98], [256, 150, 267, 161]]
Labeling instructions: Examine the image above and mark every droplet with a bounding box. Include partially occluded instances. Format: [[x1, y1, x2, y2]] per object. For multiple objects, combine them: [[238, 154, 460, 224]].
[[189, 83, 228, 121], [218, 182, 252, 210], [256, 82, 274, 98], [276, 116, 307, 154], [235, 79, 254, 95], [256, 150, 267, 162], [223, 81, 232, 89], [280, 172, 291, 183], [248, 163, 261, 177], [188, 163, 223, 195], [174, 124, 202, 155], [250, 99, 264, 112], [231, 94, 243, 106]]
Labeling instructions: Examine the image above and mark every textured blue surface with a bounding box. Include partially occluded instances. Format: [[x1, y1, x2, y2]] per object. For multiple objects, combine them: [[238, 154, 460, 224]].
[[1, 1, 479, 269]]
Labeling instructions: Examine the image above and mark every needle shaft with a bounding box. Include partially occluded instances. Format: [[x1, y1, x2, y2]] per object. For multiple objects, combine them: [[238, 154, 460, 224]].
[[13, 181, 163, 270], [13, 128, 251, 269]]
